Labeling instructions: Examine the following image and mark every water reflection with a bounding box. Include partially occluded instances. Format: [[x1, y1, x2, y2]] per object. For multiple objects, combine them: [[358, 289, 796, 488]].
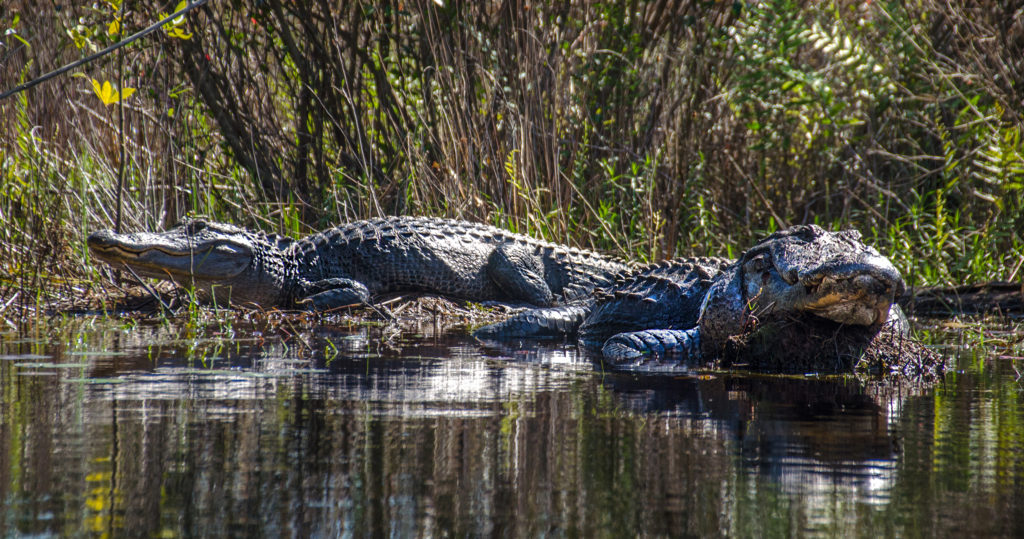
[[1, 318, 1022, 537]]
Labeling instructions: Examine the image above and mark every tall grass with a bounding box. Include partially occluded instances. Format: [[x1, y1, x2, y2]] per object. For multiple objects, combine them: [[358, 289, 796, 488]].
[[1, 0, 1022, 315]]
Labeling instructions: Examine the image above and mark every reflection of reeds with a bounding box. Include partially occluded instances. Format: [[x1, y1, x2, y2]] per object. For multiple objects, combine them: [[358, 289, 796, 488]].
[[2, 1, 1022, 318], [6, 315, 956, 536]]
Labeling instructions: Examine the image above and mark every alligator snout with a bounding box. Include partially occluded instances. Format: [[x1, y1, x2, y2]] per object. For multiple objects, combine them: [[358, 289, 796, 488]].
[[799, 254, 905, 297], [863, 255, 906, 298], [797, 257, 905, 326], [806, 279, 898, 325], [87, 230, 122, 251]]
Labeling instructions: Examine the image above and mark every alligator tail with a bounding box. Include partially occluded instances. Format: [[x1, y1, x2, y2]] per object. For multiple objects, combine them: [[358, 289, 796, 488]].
[[473, 305, 590, 339], [601, 329, 702, 362]]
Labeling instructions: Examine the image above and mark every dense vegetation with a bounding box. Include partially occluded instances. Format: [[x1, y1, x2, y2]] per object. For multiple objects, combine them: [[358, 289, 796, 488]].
[[2, 0, 1022, 313]]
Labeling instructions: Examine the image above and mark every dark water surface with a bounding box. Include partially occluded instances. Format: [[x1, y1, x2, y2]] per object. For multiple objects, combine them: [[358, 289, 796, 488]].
[[1, 315, 1022, 537]]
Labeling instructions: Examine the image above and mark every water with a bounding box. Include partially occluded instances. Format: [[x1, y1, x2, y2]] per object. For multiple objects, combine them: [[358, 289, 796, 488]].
[[1, 315, 1022, 537]]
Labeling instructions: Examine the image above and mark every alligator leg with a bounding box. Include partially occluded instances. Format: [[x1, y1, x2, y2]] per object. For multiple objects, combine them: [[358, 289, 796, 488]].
[[473, 305, 590, 339], [601, 329, 702, 362], [486, 244, 555, 306], [297, 278, 372, 310]]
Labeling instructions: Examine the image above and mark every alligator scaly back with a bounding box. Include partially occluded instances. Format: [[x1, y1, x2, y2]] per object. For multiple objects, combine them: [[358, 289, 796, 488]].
[[88, 216, 630, 310]]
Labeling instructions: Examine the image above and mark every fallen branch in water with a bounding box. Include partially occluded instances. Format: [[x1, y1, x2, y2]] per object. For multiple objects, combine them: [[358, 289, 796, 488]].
[[902, 282, 1024, 316]]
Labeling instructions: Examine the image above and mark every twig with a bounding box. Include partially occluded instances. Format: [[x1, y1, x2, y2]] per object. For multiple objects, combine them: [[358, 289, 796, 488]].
[[724, 152, 789, 228], [0, 292, 19, 316], [121, 265, 173, 313], [0, 0, 210, 101]]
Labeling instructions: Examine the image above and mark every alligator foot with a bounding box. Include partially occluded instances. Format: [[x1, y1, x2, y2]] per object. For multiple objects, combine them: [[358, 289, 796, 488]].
[[487, 243, 556, 306], [601, 329, 702, 362], [298, 278, 372, 311]]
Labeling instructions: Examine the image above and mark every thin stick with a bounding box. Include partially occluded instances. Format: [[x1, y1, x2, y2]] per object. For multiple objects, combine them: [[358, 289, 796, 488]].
[[0, 0, 210, 101], [115, 0, 127, 233]]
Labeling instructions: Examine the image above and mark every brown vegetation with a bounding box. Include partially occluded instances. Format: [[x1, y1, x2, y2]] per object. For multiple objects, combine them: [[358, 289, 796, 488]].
[[1, 1, 1022, 314]]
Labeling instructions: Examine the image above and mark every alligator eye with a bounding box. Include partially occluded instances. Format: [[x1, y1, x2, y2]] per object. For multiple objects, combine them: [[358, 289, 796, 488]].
[[188, 221, 207, 234], [747, 255, 770, 273]]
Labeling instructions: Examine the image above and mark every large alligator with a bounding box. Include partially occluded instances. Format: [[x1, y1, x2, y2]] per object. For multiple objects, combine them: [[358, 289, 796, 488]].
[[87, 217, 629, 310], [475, 225, 928, 373]]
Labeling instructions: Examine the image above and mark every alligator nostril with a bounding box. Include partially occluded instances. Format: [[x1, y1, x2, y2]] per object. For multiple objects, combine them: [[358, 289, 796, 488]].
[[852, 274, 885, 294], [801, 273, 824, 288]]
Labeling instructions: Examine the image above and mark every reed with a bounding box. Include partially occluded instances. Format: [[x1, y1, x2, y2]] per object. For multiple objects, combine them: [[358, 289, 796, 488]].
[[1, 0, 1021, 317]]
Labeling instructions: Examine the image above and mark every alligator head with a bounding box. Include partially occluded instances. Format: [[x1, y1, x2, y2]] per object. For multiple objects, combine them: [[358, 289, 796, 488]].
[[698, 225, 907, 351], [87, 219, 292, 307]]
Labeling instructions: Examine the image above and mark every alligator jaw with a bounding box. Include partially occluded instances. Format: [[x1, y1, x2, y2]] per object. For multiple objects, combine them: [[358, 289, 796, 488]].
[[796, 254, 904, 326], [800, 275, 898, 326], [87, 228, 253, 282]]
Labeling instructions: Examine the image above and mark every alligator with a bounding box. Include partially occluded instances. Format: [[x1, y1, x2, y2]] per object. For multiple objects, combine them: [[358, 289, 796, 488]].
[[474, 225, 925, 373], [87, 217, 629, 310]]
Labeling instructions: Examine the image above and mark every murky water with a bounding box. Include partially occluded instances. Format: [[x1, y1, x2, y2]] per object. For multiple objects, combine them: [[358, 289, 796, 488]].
[[1, 314, 1022, 537]]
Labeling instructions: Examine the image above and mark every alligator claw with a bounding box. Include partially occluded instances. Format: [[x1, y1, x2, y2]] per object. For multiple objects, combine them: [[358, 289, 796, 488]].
[[299, 278, 371, 311]]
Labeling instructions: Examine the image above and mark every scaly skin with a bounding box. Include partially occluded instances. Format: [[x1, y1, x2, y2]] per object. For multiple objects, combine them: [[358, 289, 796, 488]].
[[475, 225, 908, 366], [88, 217, 629, 310], [473, 257, 729, 340]]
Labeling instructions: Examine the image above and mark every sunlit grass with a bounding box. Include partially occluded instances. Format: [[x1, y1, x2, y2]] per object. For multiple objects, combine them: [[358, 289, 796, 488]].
[[1, 0, 1021, 319]]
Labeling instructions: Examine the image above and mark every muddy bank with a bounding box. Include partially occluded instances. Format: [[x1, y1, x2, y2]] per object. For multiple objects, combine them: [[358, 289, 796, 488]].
[[66, 285, 946, 380]]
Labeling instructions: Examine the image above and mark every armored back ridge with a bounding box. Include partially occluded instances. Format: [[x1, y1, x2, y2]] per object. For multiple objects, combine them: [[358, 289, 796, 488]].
[[87, 216, 629, 310]]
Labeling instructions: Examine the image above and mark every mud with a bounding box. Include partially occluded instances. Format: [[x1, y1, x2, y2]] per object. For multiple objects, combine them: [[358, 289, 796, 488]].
[[717, 313, 944, 380]]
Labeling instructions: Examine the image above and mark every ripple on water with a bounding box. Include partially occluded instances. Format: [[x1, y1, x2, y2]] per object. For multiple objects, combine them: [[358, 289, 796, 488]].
[[0, 353, 52, 360]]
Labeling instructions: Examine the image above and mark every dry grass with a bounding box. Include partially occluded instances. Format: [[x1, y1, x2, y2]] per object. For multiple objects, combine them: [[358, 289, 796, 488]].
[[1, 0, 1022, 320]]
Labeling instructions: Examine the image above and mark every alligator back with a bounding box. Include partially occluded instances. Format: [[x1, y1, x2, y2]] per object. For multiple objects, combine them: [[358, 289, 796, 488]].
[[294, 217, 628, 305]]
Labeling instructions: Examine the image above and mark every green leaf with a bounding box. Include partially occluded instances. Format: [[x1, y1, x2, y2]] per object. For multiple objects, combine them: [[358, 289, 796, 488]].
[[780, 80, 801, 92], [6, 31, 30, 48], [68, 27, 88, 49]]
